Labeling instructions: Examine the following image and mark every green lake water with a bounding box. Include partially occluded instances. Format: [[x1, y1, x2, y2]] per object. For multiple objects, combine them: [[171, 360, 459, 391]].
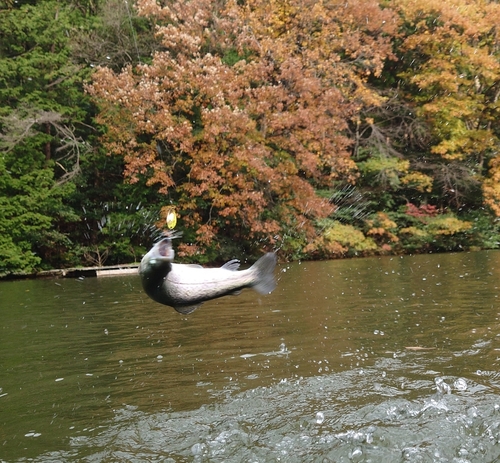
[[1, 251, 500, 462]]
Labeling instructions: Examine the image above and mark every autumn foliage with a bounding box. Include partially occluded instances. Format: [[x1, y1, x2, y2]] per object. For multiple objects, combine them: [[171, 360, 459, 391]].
[[88, 0, 400, 258], [3, 0, 500, 274], [84, 0, 500, 261], [0, 0, 493, 275], [390, 0, 500, 213]]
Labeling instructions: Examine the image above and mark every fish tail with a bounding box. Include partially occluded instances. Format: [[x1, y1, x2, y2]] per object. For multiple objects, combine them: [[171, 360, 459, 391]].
[[251, 252, 277, 295]]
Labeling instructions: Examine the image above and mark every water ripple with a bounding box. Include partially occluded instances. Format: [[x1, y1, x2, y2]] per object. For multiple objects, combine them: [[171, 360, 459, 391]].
[[24, 358, 500, 463]]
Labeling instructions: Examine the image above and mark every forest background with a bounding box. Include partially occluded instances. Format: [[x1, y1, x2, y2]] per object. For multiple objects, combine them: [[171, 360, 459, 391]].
[[1, 0, 500, 276]]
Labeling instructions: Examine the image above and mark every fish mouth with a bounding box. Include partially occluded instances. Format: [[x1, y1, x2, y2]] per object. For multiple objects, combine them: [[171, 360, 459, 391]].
[[158, 238, 173, 258], [151, 231, 182, 261], [156, 239, 174, 259]]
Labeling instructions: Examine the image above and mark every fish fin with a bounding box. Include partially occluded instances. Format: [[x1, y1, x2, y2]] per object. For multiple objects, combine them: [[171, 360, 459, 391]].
[[174, 303, 203, 314], [221, 259, 240, 271], [251, 252, 277, 295], [229, 290, 242, 296], [184, 263, 204, 268]]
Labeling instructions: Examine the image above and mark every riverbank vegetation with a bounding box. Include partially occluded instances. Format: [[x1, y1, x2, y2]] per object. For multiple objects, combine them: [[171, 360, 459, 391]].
[[1, 0, 500, 276]]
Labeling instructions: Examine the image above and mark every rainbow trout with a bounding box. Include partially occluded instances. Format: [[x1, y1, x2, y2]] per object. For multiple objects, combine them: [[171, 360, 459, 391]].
[[139, 235, 277, 314]]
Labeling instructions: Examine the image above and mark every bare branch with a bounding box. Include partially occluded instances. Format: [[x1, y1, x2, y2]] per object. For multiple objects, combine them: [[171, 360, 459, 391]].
[[0, 105, 89, 184]]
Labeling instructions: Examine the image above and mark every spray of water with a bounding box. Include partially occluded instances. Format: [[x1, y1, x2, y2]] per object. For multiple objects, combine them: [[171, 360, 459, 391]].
[[81, 201, 165, 246], [330, 184, 372, 223], [78, 201, 169, 265]]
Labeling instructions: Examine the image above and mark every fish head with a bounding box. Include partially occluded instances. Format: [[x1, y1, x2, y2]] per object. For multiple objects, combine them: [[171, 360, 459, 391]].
[[139, 237, 175, 277], [156, 238, 175, 261], [148, 237, 175, 263]]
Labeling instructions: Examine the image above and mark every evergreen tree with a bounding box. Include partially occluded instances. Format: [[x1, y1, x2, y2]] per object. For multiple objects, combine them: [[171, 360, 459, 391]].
[[0, 1, 88, 274]]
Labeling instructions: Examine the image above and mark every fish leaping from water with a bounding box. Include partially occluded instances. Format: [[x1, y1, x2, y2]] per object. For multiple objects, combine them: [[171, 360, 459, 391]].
[[139, 234, 277, 314]]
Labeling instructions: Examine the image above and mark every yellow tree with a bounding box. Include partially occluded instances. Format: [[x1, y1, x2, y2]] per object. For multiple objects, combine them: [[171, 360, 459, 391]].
[[390, 0, 500, 212]]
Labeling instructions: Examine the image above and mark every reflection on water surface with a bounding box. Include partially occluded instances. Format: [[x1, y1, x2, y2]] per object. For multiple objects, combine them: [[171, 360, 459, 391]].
[[1, 251, 500, 462]]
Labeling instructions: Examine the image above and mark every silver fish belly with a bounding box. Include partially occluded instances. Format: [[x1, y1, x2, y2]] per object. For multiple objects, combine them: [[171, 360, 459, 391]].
[[139, 237, 277, 314]]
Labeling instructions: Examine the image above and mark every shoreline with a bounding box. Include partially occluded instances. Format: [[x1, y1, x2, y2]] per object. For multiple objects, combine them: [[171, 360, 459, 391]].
[[1, 263, 139, 281]]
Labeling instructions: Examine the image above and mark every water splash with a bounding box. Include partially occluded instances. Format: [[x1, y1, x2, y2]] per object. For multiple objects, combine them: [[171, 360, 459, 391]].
[[240, 343, 291, 359], [31, 358, 500, 462], [435, 377, 452, 395], [315, 411, 325, 424], [80, 201, 165, 246], [330, 184, 372, 222]]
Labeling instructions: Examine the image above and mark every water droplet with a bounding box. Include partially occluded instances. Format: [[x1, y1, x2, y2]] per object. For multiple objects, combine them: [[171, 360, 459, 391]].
[[454, 378, 467, 391], [350, 447, 363, 461], [435, 377, 451, 394], [191, 442, 206, 455]]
